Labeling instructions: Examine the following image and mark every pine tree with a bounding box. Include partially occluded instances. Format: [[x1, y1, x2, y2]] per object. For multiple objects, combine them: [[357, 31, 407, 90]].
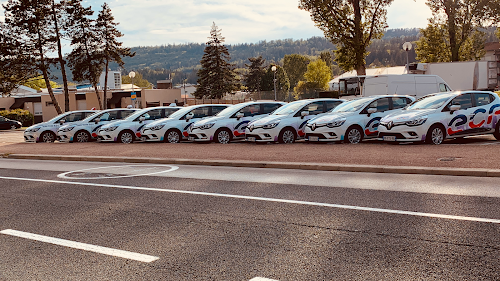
[[96, 3, 134, 109], [3, 0, 63, 114], [0, 22, 37, 96], [244, 56, 266, 94], [66, 0, 104, 109], [194, 22, 238, 99]]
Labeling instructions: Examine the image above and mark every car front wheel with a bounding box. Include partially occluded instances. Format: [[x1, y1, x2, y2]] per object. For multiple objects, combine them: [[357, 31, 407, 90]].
[[426, 125, 445, 145], [40, 131, 56, 143], [494, 121, 500, 140], [165, 129, 181, 143], [344, 126, 363, 144], [278, 128, 296, 144], [215, 128, 232, 144], [75, 130, 90, 143], [118, 131, 134, 144]]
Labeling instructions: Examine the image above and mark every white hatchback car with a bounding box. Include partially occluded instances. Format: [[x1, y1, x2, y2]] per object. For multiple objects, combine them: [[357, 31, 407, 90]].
[[141, 104, 230, 143], [24, 110, 96, 143], [245, 98, 344, 143], [304, 95, 415, 144], [97, 106, 181, 143], [378, 91, 500, 144], [57, 108, 138, 142], [188, 101, 285, 144]]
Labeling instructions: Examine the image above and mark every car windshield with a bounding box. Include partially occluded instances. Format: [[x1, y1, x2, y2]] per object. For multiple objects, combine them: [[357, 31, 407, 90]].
[[47, 112, 72, 123], [406, 94, 454, 110], [167, 107, 194, 119], [272, 100, 309, 115], [215, 104, 245, 117], [124, 108, 157, 121], [332, 98, 372, 113], [82, 111, 102, 122]]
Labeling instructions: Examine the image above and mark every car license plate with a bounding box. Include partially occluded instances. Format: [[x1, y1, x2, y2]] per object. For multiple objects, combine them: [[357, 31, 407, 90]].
[[383, 136, 396, 141], [309, 136, 319, 142], [188, 137, 195, 141], [247, 137, 256, 142]]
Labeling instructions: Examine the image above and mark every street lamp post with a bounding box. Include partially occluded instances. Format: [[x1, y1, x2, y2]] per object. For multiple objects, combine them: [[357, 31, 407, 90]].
[[403, 42, 412, 74], [271, 65, 277, 101], [128, 71, 136, 108]]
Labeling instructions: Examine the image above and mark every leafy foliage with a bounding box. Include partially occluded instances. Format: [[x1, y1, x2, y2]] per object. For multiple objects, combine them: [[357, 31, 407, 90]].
[[243, 56, 266, 93], [304, 59, 331, 90], [283, 54, 310, 89], [260, 65, 290, 100], [424, 0, 500, 61], [121, 72, 152, 88], [194, 23, 238, 99], [23, 76, 59, 91], [299, 0, 394, 75]]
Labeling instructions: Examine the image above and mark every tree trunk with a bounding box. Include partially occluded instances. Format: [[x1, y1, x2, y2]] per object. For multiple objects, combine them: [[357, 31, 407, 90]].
[[352, 0, 366, 76], [36, 26, 62, 114], [52, 0, 70, 112], [93, 83, 102, 110], [103, 59, 109, 109], [445, 0, 459, 61]]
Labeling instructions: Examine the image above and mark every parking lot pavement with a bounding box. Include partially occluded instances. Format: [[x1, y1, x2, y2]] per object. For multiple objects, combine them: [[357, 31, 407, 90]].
[[1, 130, 499, 170]]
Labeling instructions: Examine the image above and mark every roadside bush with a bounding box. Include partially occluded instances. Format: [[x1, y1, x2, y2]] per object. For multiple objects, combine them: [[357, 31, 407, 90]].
[[0, 109, 34, 127]]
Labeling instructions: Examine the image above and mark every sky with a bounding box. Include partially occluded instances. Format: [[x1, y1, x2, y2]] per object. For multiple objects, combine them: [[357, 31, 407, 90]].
[[0, 0, 432, 47]]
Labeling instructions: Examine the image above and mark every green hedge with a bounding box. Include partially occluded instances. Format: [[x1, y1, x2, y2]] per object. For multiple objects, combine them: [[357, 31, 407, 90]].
[[0, 109, 34, 127]]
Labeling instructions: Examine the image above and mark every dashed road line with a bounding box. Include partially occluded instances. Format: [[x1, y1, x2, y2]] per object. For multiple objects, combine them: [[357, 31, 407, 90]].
[[1, 175, 500, 224], [0, 229, 159, 263]]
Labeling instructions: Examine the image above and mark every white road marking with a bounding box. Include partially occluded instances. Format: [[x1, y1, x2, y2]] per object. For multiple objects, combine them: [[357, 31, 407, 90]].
[[0, 229, 159, 263], [57, 164, 178, 179], [1, 175, 500, 224], [249, 278, 279, 281]]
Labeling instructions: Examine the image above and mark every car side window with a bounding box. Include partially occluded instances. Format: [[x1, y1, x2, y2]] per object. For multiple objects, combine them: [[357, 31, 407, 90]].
[[238, 104, 261, 117], [121, 110, 136, 119], [325, 101, 342, 112], [366, 98, 390, 112], [146, 109, 163, 120], [263, 103, 282, 114], [305, 101, 324, 115], [97, 112, 110, 121], [164, 108, 180, 117], [189, 107, 210, 118], [445, 94, 473, 111], [392, 97, 409, 110], [211, 106, 227, 116], [474, 93, 493, 107], [64, 113, 83, 122]]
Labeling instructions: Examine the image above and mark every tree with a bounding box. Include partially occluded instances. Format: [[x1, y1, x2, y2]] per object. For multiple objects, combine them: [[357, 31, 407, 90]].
[[424, 0, 500, 62], [96, 3, 135, 109], [66, 0, 104, 109], [283, 54, 310, 89], [304, 59, 332, 90], [3, 0, 63, 114], [261, 65, 290, 101], [194, 22, 238, 99], [244, 56, 266, 93], [299, 0, 394, 75], [50, 0, 71, 112], [23, 76, 59, 91], [0, 22, 37, 96], [416, 19, 486, 62], [121, 72, 152, 88]]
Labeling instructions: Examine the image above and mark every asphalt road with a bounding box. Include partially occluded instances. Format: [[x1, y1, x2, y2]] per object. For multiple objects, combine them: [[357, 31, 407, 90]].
[[1, 159, 500, 280]]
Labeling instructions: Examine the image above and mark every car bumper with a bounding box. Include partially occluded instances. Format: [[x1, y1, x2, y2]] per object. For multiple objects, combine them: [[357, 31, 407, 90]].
[[141, 128, 165, 142], [245, 127, 280, 142], [57, 133, 74, 143], [304, 126, 343, 142], [23, 132, 38, 143], [378, 126, 427, 142], [97, 130, 118, 142], [189, 128, 216, 141]]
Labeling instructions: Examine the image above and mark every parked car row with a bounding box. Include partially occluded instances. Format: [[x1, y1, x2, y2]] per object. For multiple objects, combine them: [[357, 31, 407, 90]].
[[23, 91, 500, 145]]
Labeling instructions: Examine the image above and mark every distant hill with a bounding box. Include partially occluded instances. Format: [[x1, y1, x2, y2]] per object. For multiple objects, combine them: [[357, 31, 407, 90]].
[[49, 27, 497, 86]]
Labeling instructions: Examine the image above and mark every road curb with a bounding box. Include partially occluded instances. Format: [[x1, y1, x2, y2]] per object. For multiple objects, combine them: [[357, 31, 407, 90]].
[[6, 153, 500, 177]]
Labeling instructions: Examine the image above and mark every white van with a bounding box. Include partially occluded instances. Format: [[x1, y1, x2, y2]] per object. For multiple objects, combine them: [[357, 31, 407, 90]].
[[362, 74, 452, 98]]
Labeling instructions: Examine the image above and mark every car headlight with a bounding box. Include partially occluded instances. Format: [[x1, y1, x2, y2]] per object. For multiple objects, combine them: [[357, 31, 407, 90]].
[[59, 126, 75, 132], [148, 124, 165, 131], [326, 118, 346, 128], [406, 116, 427, 126], [262, 121, 280, 129], [197, 122, 215, 130], [104, 125, 119, 132], [29, 127, 41, 132]]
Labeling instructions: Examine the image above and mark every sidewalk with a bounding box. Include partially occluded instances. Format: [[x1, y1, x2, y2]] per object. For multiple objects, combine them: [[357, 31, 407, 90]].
[[1, 130, 500, 177]]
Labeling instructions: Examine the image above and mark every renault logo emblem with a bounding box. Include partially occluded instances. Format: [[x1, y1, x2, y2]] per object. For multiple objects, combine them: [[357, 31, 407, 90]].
[[311, 123, 316, 131], [386, 121, 393, 130]]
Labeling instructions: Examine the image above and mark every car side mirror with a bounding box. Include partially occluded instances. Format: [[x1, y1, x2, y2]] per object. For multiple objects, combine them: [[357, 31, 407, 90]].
[[236, 112, 244, 120], [300, 111, 309, 119], [59, 119, 65, 124], [139, 116, 145, 123], [94, 118, 100, 124], [450, 104, 460, 113], [186, 113, 194, 122]]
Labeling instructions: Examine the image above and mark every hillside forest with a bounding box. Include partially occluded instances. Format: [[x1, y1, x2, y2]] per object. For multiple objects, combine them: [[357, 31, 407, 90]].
[[51, 27, 499, 86]]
